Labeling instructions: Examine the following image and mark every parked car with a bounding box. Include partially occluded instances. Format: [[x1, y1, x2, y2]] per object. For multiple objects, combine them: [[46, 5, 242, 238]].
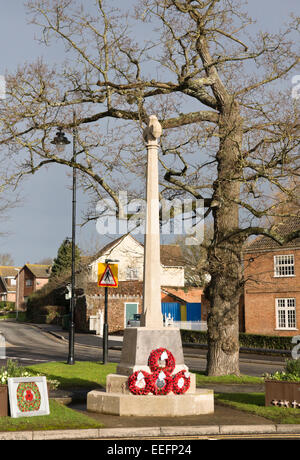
[[127, 313, 141, 327]]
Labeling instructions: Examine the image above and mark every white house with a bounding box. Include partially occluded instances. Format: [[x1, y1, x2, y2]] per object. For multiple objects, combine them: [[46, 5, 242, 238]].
[[89, 233, 185, 287]]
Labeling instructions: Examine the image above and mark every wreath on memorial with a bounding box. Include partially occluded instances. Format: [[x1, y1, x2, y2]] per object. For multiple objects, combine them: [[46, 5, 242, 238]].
[[172, 370, 191, 395], [150, 370, 173, 395], [128, 348, 191, 396], [148, 347, 176, 374], [127, 370, 152, 395]]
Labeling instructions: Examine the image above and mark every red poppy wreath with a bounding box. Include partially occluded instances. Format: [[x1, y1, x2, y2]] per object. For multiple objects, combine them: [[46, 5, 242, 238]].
[[150, 370, 173, 395], [148, 347, 176, 374], [172, 370, 191, 395], [128, 370, 152, 395]]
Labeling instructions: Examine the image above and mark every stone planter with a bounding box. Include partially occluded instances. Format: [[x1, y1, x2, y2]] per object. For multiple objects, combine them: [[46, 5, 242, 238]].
[[0, 385, 9, 417], [265, 380, 300, 408]]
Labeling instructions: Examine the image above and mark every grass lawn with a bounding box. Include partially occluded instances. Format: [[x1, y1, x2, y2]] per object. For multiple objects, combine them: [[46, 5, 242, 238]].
[[0, 400, 103, 432], [25, 361, 263, 389], [26, 361, 118, 389], [215, 393, 300, 424], [194, 371, 263, 385]]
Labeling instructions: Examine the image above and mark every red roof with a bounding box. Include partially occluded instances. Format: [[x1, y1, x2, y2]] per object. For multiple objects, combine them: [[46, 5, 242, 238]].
[[162, 287, 203, 303], [245, 217, 300, 251]]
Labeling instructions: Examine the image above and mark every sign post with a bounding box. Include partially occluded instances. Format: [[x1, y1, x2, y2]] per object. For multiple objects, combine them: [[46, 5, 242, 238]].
[[98, 261, 119, 364]]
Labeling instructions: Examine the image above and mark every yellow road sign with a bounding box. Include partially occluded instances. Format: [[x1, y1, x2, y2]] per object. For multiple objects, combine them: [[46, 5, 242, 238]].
[[98, 263, 118, 288]]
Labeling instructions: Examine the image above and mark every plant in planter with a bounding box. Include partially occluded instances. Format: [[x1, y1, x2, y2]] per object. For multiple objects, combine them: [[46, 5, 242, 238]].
[[264, 359, 300, 408]]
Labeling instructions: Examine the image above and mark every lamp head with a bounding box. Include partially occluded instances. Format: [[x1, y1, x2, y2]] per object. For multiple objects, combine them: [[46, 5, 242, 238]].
[[51, 128, 71, 152]]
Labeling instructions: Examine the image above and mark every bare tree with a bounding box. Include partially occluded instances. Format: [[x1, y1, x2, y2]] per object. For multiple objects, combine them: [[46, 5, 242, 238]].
[[0, 253, 14, 266], [0, 0, 299, 374]]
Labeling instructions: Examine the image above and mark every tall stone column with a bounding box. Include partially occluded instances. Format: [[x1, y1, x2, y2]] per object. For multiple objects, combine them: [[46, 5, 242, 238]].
[[116, 115, 188, 377], [87, 116, 214, 418], [140, 115, 164, 328]]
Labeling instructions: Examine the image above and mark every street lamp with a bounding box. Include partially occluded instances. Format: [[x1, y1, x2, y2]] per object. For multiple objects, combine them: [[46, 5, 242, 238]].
[[51, 128, 71, 152], [51, 113, 77, 365], [103, 258, 119, 365], [14, 268, 20, 321]]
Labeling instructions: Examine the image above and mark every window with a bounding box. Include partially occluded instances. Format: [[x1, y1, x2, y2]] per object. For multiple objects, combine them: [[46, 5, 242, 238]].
[[126, 267, 139, 280], [26, 279, 33, 287], [276, 298, 297, 329], [274, 255, 295, 277], [11, 279, 16, 286]]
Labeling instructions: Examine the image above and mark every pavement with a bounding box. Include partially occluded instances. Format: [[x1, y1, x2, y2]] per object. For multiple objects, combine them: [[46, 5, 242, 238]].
[[1, 322, 299, 440]]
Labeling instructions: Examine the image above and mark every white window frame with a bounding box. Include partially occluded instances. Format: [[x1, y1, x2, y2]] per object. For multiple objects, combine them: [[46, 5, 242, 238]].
[[126, 267, 139, 280], [274, 254, 295, 277], [275, 298, 297, 330], [124, 302, 139, 327]]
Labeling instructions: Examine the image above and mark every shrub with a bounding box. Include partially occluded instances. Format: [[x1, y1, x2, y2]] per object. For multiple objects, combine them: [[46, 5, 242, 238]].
[[26, 305, 66, 325], [0, 359, 33, 384], [0, 301, 15, 311], [285, 358, 300, 377], [264, 359, 300, 382], [0, 359, 60, 389]]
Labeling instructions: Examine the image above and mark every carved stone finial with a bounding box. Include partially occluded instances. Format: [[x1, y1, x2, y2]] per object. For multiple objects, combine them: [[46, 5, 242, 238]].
[[143, 115, 162, 143]]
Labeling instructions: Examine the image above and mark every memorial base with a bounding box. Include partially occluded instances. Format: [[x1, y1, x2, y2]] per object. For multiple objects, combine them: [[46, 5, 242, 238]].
[[87, 389, 214, 417], [86, 326, 214, 417]]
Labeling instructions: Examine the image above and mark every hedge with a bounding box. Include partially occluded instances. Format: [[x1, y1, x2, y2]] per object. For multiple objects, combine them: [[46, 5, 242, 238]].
[[26, 304, 66, 325], [180, 329, 296, 351]]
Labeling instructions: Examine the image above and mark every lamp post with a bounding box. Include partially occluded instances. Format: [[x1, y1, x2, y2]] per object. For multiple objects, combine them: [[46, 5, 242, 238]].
[[103, 258, 119, 365], [51, 112, 77, 365], [14, 268, 20, 321]]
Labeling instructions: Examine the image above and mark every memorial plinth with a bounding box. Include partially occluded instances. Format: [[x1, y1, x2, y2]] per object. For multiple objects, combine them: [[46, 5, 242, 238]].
[[87, 389, 214, 417], [116, 327, 187, 376], [86, 115, 214, 417]]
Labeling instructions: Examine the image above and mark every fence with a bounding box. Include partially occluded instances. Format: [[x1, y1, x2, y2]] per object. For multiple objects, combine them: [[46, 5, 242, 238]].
[[89, 310, 104, 336], [172, 321, 207, 331]]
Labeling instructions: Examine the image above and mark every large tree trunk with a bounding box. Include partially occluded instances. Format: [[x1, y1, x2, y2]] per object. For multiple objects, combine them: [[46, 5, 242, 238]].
[[205, 101, 244, 376]]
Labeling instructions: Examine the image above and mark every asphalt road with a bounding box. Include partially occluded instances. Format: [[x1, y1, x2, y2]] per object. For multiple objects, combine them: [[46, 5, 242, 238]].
[[0, 321, 286, 378], [0, 321, 102, 365]]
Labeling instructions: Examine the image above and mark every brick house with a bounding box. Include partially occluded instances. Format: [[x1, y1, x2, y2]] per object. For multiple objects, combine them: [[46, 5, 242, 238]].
[[243, 217, 300, 336], [16, 264, 51, 309], [77, 280, 144, 334], [0, 266, 21, 303]]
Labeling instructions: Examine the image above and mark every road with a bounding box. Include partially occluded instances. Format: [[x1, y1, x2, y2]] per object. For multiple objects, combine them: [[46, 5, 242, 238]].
[[0, 321, 286, 377], [0, 321, 101, 365]]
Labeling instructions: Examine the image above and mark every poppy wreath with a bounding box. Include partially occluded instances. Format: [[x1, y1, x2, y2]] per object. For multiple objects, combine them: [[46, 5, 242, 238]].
[[148, 347, 176, 374], [172, 370, 191, 395], [16, 382, 41, 412], [127, 370, 152, 395], [150, 370, 173, 395]]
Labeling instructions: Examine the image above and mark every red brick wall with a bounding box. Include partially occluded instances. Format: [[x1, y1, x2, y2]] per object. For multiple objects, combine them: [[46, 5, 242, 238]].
[[77, 294, 143, 333], [244, 248, 300, 336]]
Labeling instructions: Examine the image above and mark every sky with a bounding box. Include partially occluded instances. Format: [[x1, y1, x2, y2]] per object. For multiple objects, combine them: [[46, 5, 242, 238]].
[[0, 0, 299, 267]]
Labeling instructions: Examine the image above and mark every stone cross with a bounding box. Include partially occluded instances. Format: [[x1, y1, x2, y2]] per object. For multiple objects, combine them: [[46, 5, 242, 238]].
[[140, 115, 164, 329]]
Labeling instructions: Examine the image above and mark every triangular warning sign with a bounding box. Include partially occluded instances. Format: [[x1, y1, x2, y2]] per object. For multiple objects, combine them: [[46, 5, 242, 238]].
[[98, 264, 118, 287]]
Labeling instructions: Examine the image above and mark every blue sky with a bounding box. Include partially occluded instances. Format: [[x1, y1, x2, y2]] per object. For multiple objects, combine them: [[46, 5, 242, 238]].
[[0, 0, 299, 266]]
